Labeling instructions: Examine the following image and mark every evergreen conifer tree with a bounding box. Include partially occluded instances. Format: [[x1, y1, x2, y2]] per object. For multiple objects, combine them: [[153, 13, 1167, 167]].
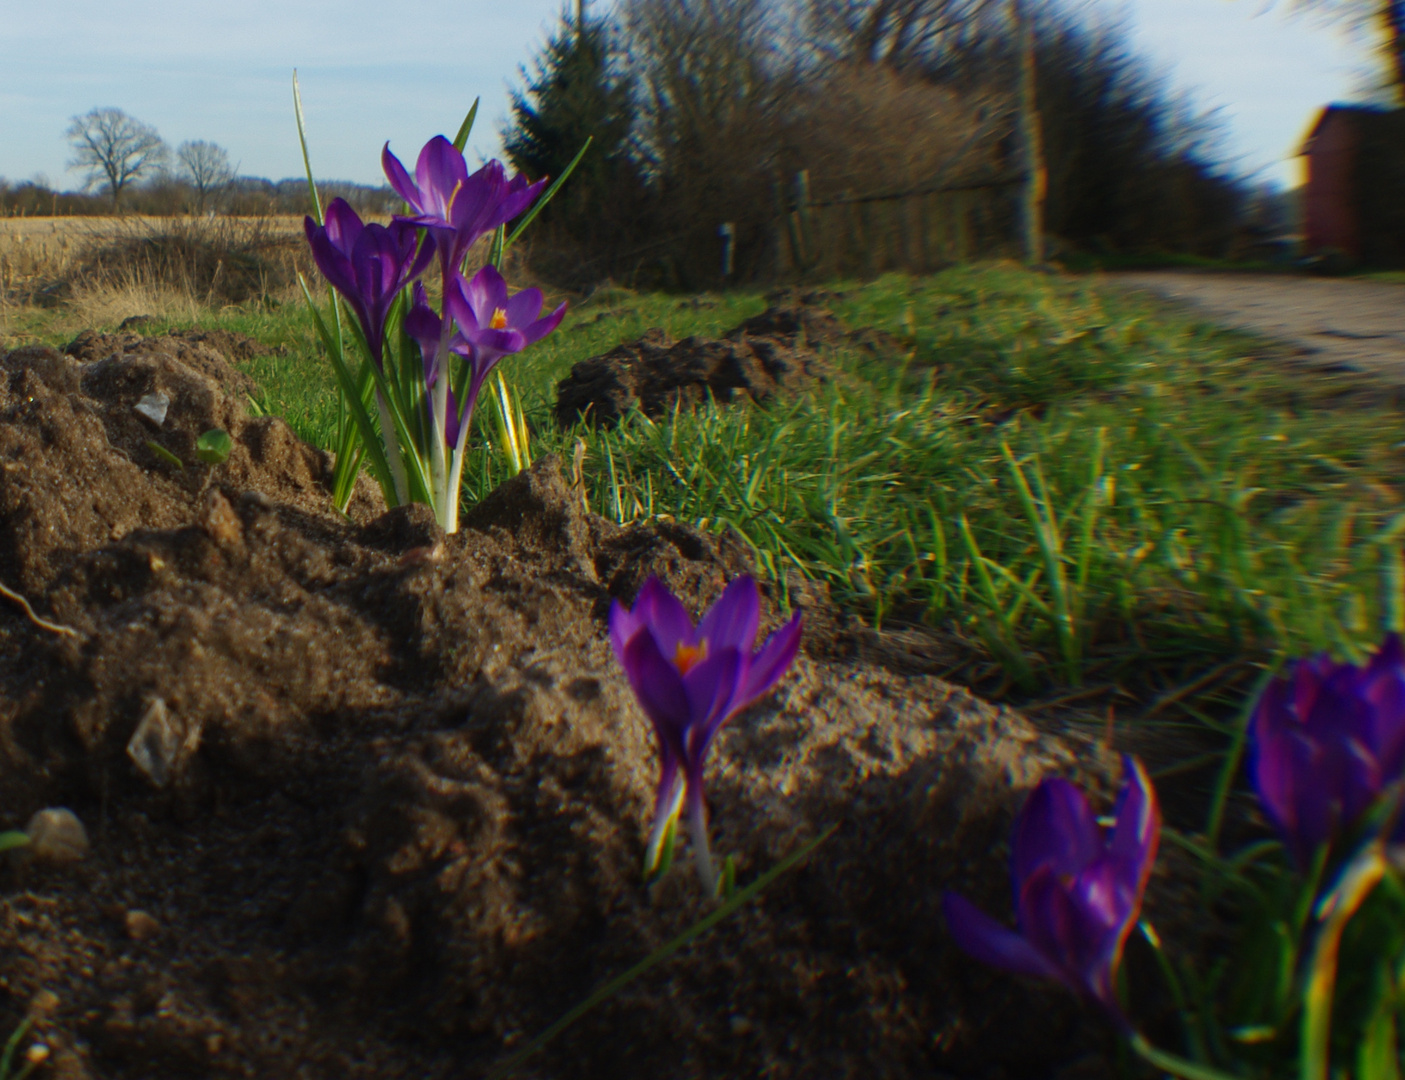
[[504, 8, 648, 281]]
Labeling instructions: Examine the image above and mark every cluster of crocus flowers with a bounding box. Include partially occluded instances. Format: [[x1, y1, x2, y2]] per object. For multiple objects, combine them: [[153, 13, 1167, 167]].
[[303, 136, 565, 531], [938, 631, 1405, 1074], [610, 576, 803, 894], [942, 756, 1161, 1025], [1248, 632, 1405, 865]]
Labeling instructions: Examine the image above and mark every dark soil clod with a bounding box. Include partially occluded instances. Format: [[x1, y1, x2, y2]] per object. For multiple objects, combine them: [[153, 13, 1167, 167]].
[[551, 298, 882, 429]]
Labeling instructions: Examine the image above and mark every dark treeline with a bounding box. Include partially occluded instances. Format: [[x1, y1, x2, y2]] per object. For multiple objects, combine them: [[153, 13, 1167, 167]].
[[505, 0, 1253, 288], [0, 176, 397, 218]]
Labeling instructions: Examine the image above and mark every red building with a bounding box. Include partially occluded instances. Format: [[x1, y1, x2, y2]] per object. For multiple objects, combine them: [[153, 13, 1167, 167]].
[[1300, 104, 1405, 266]]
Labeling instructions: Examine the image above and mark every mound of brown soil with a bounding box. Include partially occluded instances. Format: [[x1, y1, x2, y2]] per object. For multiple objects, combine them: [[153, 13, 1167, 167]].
[[0, 334, 1120, 1079], [552, 299, 884, 429]]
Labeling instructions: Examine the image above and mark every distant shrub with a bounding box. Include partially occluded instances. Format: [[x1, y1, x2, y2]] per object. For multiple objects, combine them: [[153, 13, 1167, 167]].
[[40, 217, 310, 307]]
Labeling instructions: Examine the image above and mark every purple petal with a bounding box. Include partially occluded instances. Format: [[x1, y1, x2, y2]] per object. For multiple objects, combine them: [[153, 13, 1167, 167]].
[[448, 160, 507, 238], [466, 263, 510, 323], [1292, 654, 1334, 723], [442, 270, 480, 331], [396, 221, 436, 281], [942, 891, 1068, 984], [322, 198, 364, 254], [1251, 690, 1343, 863], [632, 577, 699, 659], [1018, 867, 1114, 1000], [415, 136, 468, 218], [1011, 778, 1101, 888], [1067, 856, 1134, 939], [1331, 736, 1383, 831], [1249, 682, 1297, 819], [523, 301, 568, 346], [445, 386, 462, 449], [622, 630, 690, 753], [465, 327, 526, 361], [382, 143, 420, 207], [305, 221, 357, 299], [497, 173, 547, 224], [737, 611, 802, 708], [1288, 735, 1340, 860], [404, 284, 443, 382], [505, 286, 544, 328], [1308, 667, 1376, 744], [681, 646, 744, 764], [697, 576, 761, 654], [610, 598, 648, 668], [1067, 861, 1140, 1020]]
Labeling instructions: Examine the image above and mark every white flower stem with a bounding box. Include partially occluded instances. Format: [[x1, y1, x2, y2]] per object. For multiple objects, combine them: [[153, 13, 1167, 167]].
[[429, 374, 448, 523], [374, 390, 408, 504], [443, 374, 485, 534], [687, 796, 717, 896]]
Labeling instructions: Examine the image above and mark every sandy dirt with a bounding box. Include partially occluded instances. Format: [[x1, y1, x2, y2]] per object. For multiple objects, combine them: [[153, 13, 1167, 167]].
[[1109, 271, 1405, 385]]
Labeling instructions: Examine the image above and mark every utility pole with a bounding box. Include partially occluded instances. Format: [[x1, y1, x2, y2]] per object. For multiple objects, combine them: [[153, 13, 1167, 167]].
[[1014, 0, 1047, 266]]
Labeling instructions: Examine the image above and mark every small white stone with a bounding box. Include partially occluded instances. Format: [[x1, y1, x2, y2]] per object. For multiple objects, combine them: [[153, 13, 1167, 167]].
[[126, 698, 201, 788], [24, 808, 89, 863], [133, 391, 170, 426]]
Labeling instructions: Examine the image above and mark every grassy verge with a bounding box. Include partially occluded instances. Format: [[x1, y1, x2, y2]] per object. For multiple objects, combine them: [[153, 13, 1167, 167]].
[[9, 265, 1404, 723]]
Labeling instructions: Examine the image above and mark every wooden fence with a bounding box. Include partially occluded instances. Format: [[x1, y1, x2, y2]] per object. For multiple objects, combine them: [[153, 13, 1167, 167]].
[[775, 169, 1024, 278]]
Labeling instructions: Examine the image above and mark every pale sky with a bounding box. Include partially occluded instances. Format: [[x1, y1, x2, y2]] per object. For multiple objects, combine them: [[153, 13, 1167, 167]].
[[1121, 0, 1378, 187], [0, 0, 1380, 192]]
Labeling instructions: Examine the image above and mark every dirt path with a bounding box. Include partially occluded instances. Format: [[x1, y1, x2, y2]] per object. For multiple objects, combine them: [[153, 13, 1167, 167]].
[[1108, 271, 1405, 385]]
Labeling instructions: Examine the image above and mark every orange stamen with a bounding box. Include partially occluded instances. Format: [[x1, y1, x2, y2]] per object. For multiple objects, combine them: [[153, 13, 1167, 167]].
[[673, 640, 708, 674], [490, 307, 509, 330]]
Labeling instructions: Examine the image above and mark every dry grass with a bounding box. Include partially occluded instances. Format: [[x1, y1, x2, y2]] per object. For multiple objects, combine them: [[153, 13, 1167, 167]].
[[0, 216, 297, 285], [0, 213, 542, 347], [0, 216, 318, 340]]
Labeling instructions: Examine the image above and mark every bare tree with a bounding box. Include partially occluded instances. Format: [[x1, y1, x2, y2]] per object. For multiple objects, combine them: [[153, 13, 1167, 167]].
[[176, 140, 237, 214], [66, 108, 168, 209], [619, 0, 801, 281], [1269, 0, 1405, 98], [624, 0, 794, 179], [804, 0, 992, 69]]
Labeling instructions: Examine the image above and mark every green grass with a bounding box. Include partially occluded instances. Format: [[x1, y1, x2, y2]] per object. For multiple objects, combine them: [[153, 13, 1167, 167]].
[[21, 266, 1405, 713]]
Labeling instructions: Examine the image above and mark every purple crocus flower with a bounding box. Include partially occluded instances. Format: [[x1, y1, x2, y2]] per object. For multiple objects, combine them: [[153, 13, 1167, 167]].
[[942, 757, 1161, 1025], [443, 263, 567, 400], [382, 137, 545, 275], [404, 266, 565, 457], [1249, 633, 1405, 866], [304, 198, 434, 367], [610, 575, 803, 893]]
